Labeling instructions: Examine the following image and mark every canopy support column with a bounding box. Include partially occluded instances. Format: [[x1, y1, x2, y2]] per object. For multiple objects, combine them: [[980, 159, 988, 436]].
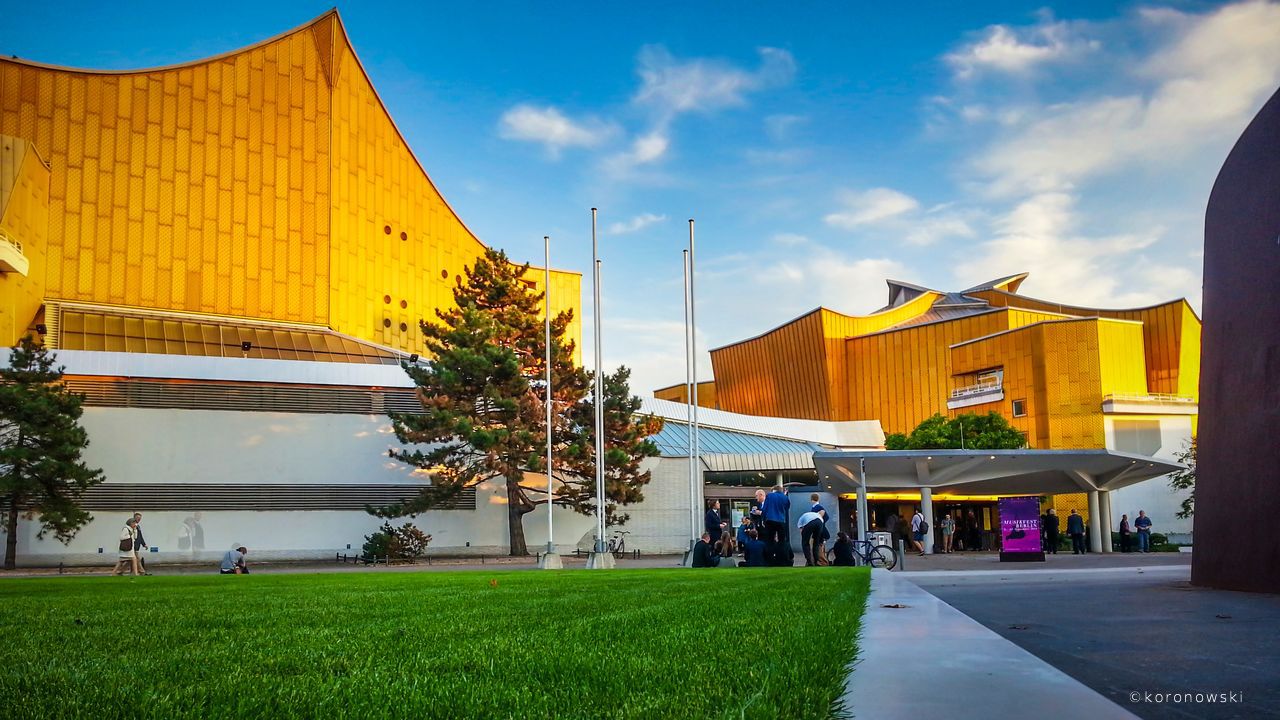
[[1087, 490, 1103, 553]]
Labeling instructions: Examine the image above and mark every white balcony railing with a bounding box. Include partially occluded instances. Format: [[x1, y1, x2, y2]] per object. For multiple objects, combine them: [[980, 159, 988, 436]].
[[0, 229, 29, 276], [1102, 393, 1196, 405]]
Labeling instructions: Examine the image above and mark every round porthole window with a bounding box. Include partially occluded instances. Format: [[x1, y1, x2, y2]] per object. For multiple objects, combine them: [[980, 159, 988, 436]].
[[383, 295, 391, 304], [382, 318, 392, 328], [399, 322, 408, 332], [440, 269, 449, 280], [400, 231, 408, 241], [383, 225, 392, 235], [400, 300, 408, 309]]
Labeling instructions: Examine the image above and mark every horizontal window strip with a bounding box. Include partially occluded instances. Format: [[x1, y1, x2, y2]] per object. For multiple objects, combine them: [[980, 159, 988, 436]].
[[64, 378, 424, 415], [79, 484, 475, 511]]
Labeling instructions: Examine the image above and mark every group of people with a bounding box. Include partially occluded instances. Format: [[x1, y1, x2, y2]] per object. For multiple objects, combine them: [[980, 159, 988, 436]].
[[692, 487, 853, 568], [111, 513, 152, 576], [1041, 508, 1155, 554], [110, 514, 251, 574], [880, 509, 985, 553]]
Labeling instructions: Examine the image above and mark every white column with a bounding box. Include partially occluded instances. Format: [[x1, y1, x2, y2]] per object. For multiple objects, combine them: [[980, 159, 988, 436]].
[[920, 487, 935, 554], [1087, 490, 1102, 554], [1098, 490, 1114, 553], [855, 484, 868, 544]]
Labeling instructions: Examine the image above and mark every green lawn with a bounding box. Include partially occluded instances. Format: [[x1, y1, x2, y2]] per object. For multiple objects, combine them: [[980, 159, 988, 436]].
[[0, 568, 869, 719]]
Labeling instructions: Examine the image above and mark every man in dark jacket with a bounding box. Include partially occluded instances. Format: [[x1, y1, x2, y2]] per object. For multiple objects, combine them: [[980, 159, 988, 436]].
[[132, 512, 151, 575], [691, 532, 719, 568], [761, 486, 791, 565], [740, 529, 766, 567], [1067, 509, 1086, 554], [705, 499, 726, 545], [1044, 508, 1060, 554]]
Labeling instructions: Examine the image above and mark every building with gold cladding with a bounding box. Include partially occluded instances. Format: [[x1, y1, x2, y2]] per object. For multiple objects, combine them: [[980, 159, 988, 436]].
[[0, 12, 597, 567], [655, 273, 1199, 540], [0, 10, 580, 360]]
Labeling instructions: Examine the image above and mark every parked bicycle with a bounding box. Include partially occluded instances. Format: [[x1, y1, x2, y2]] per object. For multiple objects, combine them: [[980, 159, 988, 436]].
[[608, 530, 629, 558], [851, 537, 898, 569]]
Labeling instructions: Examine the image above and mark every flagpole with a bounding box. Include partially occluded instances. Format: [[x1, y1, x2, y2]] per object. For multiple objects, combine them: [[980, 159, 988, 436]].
[[588, 209, 612, 568], [683, 249, 696, 548], [689, 219, 702, 523], [538, 235, 561, 569]]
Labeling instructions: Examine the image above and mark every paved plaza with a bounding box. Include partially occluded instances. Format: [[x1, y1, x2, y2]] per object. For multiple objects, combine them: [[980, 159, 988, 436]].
[[910, 562, 1280, 719]]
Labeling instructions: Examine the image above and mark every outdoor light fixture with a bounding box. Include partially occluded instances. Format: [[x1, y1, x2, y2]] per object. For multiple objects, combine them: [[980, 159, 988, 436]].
[[35, 323, 47, 334], [989, 455, 996, 460], [409, 353, 419, 363], [241, 341, 252, 353]]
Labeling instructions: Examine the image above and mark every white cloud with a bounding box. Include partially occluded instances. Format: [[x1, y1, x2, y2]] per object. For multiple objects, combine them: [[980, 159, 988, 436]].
[[607, 45, 797, 175], [904, 215, 978, 247], [954, 192, 1162, 306], [948, 18, 1099, 79], [764, 114, 807, 141], [634, 45, 796, 115], [498, 104, 617, 156], [973, 1, 1280, 196], [824, 188, 920, 229], [607, 213, 668, 235]]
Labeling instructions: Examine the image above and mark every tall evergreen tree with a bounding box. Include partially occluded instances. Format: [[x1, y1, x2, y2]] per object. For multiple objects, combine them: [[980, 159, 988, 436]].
[[0, 337, 105, 569], [379, 248, 662, 555]]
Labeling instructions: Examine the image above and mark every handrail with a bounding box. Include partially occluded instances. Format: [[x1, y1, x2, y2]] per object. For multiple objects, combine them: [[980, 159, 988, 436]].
[[1103, 393, 1196, 404], [0, 230, 24, 255], [949, 380, 1003, 400]]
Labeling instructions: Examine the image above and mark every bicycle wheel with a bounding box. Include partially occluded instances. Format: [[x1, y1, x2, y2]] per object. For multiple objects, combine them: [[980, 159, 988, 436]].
[[869, 545, 897, 570]]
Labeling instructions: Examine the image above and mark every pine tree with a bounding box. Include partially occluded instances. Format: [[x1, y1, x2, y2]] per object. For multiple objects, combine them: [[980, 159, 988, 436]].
[[379, 248, 662, 555], [0, 336, 105, 569]]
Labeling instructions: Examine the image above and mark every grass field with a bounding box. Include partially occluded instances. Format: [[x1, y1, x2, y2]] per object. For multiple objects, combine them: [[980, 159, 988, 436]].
[[0, 568, 869, 719]]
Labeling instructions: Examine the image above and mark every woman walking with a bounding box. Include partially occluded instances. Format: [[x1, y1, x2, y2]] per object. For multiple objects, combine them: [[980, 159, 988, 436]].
[[111, 517, 140, 576]]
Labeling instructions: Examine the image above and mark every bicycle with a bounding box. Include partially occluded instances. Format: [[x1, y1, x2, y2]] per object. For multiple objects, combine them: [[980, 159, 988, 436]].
[[607, 530, 629, 558], [851, 538, 898, 569]]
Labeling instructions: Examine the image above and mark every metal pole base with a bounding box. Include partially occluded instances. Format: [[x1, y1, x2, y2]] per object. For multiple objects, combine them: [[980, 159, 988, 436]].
[[681, 538, 699, 567], [586, 551, 615, 569], [538, 552, 563, 570]]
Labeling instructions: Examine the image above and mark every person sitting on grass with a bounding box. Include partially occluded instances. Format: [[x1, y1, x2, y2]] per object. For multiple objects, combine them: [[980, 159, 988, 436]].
[[739, 529, 766, 567], [220, 546, 250, 575], [714, 531, 736, 560], [736, 515, 755, 547], [691, 533, 718, 568], [832, 532, 856, 566]]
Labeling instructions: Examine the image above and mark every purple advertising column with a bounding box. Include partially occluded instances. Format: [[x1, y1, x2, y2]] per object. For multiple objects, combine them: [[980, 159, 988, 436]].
[[998, 496, 1045, 562]]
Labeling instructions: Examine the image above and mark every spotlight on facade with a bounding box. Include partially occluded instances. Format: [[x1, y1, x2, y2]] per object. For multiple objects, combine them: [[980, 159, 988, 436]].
[[241, 341, 252, 353], [409, 353, 419, 363], [35, 323, 47, 334]]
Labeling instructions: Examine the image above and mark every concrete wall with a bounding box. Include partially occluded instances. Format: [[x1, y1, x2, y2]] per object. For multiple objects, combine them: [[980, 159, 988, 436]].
[[1104, 415, 1195, 543], [8, 407, 597, 567], [615, 457, 697, 554]]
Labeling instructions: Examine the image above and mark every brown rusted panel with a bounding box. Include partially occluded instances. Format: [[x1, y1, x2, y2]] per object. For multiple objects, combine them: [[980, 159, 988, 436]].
[[1195, 85, 1280, 593]]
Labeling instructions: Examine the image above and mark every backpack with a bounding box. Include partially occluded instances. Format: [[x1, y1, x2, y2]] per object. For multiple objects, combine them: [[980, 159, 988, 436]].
[[919, 518, 930, 535]]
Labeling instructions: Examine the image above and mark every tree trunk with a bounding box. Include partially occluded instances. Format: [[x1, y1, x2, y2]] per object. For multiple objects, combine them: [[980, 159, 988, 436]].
[[4, 499, 17, 571], [506, 480, 532, 556]]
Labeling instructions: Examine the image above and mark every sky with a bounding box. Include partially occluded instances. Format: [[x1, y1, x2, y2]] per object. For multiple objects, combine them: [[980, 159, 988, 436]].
[[4, 1, 1279, 395]]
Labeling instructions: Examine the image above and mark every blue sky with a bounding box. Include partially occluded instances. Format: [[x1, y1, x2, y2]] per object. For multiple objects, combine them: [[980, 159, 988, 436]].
[[4, 1, 1279, 394]]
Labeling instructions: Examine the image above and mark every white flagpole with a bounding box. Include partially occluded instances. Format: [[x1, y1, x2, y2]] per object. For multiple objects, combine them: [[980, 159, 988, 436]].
[[544, 236, 555, 553], [688, 219, 702, 522], [683, 249, 696, 547], [592, 209, 607, 560]]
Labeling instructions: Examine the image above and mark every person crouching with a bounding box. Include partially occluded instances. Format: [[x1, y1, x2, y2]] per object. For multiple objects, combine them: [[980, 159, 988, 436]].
[[220, 546, 249, 574]]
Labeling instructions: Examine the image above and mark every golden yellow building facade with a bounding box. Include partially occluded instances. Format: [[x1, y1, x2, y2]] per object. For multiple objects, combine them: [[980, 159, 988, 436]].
[[674, 273, 1199, 451], [0, 11, 580, 361]]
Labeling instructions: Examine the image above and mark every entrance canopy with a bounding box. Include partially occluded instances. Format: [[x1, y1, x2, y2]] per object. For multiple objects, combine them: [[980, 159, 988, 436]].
[[812, 448, 1184, 496]]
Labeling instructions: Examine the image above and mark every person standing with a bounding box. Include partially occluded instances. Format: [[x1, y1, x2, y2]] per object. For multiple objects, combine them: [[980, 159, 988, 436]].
[[749, 489, 766, 529], [1044, 508, 1060, 554], [966, 510, 981, 551], [132, 512, 151, 575], [111, 517, 140, 576], [941, 514, 955, 553], [910, 507, 927, 556], [705, 499, 726, 545], [761, 485, 791, 565], [809, 493, 825, 514], [1134, 510, 1153, 553], [797, 508, 826, 566], [1119, 514, 1132, 553], [1067, 509, 1086, 554]]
